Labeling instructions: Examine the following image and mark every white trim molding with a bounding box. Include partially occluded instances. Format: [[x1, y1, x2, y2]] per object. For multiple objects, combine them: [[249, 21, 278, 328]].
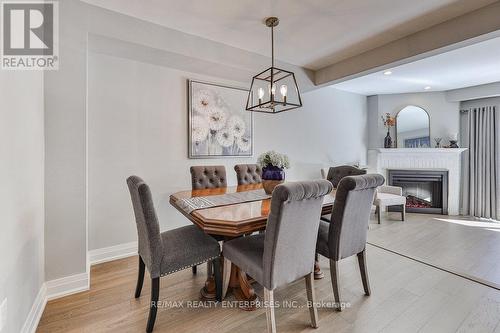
[[21, 284, 47, 333], [89, 241, 138, 266], [21, 242, 137, 332], [46, 272, 89, 301]]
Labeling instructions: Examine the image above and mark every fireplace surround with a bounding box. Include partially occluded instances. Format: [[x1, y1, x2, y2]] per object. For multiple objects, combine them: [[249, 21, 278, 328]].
[[388, 169, 448, 215], [368, 148, 467, 215]]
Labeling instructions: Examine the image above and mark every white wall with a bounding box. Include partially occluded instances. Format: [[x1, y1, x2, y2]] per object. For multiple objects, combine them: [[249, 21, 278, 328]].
[[44, 0, 88, 282], [461, 96, 500, 110], [447, 81, 500, 102], [367, 92, 460, 148], [0, 71, 45, 332], [88, 52, 367, 251], [255, 87, 368, 179], [44, 0, 316, 283]]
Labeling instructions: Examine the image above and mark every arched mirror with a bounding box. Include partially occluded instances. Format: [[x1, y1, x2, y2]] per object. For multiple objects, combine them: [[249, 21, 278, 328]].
[[396, 106, 430, 148]]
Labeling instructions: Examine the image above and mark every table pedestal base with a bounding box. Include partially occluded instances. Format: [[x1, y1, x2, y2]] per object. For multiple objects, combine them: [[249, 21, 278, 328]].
[[199, 261, 257, 310], [200, 277, 217, 301], [228, 263, 257, 311]]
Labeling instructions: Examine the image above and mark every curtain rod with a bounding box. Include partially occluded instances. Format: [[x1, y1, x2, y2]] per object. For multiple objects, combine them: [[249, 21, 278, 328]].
[[460, 106, 497, 113]]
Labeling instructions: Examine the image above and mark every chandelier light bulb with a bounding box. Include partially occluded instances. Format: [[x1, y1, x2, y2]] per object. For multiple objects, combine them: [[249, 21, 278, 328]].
[[257, 87, 265, 104], [280, 84, 287, 97], [280, 85, 288, 104], [270, 83, 276, 98]]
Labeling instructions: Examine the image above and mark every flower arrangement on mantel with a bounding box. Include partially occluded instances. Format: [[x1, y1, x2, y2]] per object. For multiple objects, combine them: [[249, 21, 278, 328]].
[[257, 151, 290, 194], [381, 113, 396, 148]]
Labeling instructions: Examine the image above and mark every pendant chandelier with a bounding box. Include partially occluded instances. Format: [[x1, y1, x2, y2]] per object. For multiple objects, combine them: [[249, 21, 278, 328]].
[[246, 17, 302, 113]]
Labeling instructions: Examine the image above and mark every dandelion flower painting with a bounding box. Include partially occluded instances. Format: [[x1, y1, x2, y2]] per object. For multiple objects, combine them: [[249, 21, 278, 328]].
[[216, 129, 235, 147], [192, 89, 216, 115], [189, 80, 253, 158], [227, 115, 246, 138], [207, 108, 227, 131], [236, 136, 251, 152], [191, 116, 209, 143]]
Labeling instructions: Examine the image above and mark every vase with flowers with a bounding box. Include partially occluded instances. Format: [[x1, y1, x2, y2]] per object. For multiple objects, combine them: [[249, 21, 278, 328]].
[[257, 151, 290, 194], [381, 113, 396, 148]]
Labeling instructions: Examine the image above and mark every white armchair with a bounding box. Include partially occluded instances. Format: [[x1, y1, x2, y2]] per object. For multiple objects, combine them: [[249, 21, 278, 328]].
[[373, 185, 406, 224], [320, 168, 329, 179]]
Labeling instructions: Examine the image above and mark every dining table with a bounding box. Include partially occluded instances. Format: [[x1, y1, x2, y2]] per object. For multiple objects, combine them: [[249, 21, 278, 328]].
[[169, 183, 336, 310]]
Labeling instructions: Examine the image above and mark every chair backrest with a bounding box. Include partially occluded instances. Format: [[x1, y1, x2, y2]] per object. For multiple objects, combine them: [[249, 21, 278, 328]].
[[263, 180, 333, 290], [126, 176, 163, 277], [190, 165, 227, 190], [328, 174, 384, 260], [234, 164, 262, 185], [327, 165, 367, 188]]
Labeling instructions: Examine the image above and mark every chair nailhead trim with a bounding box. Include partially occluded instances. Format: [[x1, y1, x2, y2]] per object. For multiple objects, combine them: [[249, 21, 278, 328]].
[[160, 255, 219, 277]]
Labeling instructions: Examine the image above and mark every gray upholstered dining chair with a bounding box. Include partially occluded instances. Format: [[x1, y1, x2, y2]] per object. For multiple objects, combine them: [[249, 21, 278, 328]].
[[190, 165, 227, 190], [326, 165, 367, 188], [127, 176, 222, 333], [320, 165, 367, 223], [189, 165, 227, 274], [234, 164, 262, 185], [223, 180, 333, 333], [316, 174, 384, 311]]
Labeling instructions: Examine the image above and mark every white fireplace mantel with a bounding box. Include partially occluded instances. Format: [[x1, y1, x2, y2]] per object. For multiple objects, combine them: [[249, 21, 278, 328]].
[[371, 148, 468, 154], [368, 148, 467, 215]]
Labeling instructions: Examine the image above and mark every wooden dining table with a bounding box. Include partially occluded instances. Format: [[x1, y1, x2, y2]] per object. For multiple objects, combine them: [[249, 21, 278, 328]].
[[169, 183, 336, 310]]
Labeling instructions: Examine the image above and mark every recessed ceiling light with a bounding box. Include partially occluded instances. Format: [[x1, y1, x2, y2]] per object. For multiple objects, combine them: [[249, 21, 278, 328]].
[[424, 86, 432, 90], [383, 70, 392, 75]]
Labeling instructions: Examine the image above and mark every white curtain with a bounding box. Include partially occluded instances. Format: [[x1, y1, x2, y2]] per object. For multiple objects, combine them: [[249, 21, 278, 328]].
[[461, 106, 499, 220]]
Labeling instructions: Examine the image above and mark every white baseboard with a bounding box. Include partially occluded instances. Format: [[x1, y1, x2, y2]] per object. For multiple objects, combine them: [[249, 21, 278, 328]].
[[20, 243, 136, 332], [21, 273, 90, 332], [89, 241, 137, 266], [21, 283, 47, 333], [46, 272, 89, 301]]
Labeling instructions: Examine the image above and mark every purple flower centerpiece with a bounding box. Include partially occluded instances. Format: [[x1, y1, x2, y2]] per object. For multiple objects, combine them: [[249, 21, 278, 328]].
[[257, 151, 290, 194]]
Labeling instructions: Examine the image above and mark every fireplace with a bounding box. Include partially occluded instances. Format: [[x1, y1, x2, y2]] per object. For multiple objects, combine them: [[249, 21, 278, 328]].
[[388, 169, 448, 214]]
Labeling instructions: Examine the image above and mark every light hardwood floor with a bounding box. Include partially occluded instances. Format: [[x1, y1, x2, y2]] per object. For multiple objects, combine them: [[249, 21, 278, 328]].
[[38, 214, 500, 333], [368, 212, 500, 289]]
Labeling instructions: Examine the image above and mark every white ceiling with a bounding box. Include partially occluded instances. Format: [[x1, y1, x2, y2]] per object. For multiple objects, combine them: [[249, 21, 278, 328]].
[[333, 36, 500, 95], [82, 0, 496, 70]]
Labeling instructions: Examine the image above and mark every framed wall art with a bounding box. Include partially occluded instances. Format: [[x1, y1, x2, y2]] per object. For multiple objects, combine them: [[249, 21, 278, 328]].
[[188, 80, 253, 158]]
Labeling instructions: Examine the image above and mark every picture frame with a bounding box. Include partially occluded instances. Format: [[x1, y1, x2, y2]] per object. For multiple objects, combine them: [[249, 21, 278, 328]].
[[188, 79, 253, 158]]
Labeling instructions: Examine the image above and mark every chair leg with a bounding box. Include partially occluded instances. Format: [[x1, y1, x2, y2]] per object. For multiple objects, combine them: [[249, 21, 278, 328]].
[[357, 249, 371, 296], [213, 257, 222, 302], [264, 288, 277, 333], [329, 259, 342, 311], [222, 257, 232, 299], [305, 272, 319, 328], [377, 206, 382, 224], [135, 256, 145, 298], [192, 265, 197, 274], [146, 277, 160, 333], [401, 204, 406, 221]]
